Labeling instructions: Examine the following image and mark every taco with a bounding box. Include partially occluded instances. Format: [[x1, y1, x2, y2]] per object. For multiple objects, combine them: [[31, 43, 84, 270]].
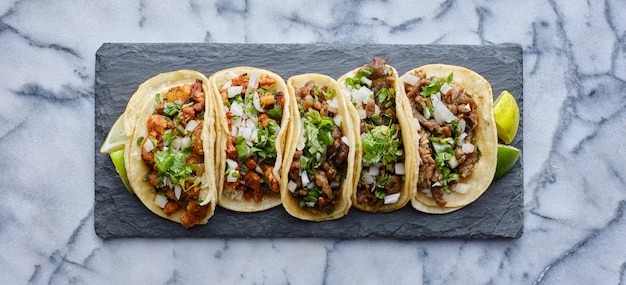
[[125, 70, 217, 228], [401, 64, 497, 214], [210, 67, 291, 212], [281, 74, 356, 221], [337, 57, 418, 213]]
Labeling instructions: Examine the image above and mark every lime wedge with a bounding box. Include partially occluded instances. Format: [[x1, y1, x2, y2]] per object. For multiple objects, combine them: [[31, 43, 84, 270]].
[[110, 149, 133, 194], [100, 114, 126, 154], [495, 144, 521, 179], [493, 90, 520, 144]]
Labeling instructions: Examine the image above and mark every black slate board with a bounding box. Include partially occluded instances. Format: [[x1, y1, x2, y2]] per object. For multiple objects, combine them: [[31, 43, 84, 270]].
[[94, 43, 524, 239]]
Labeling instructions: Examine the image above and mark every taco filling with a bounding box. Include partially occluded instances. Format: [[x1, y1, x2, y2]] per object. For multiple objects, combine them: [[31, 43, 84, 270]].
[[344, 57, 406, 210], [218, 71, 285, 203], [287, 80, 350, 214], [404, 70, 480, 207], [139, 79, 210, 228]]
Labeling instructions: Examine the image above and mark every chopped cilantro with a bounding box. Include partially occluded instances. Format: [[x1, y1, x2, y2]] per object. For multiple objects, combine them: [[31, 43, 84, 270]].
[[266, 105, 283, 119], [361, 125, 403, 166], [344, 67, 374, 89], [154, 148, 197, 187]]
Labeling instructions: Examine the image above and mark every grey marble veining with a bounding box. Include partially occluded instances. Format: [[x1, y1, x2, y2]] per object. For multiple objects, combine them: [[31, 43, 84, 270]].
[[1, 0, 625, 284]]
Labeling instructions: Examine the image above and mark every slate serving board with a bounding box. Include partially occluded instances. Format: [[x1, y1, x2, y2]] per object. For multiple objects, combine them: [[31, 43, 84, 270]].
[[94, 43, 523, 239]]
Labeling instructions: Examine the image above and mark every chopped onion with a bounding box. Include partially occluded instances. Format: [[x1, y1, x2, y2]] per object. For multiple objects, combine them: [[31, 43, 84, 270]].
[[230, 101, 244, 117], [330, 181, 341, 188], [334, 114, 343, 127], [255, 165, 263, 175], [246, 71, 260, 96], [457, 133, 468, 146], [253, 91, 264, 113], [448, 156, 458, 169], [185, 120, 198, 132], [226, 173, 238, 183], [174, 185, 182, 200], [222, 80, 232, 89], [457, 119, 466, 133], [181, 136, 191, 149], [301, 171, 310, 186], [440, 83, 451, 95], [327, 98, 338, 113], [453, 183, 470, 194], [394, 163, 405, 175], [423, 106, 431, 120], [352, 86, 373, 105], [154, 194, 168, 208], [421, 189, 433, 198], [287, 180, 297, 193], [225, 159, 238, 170], [341, 136, 350, 146], [432, 94, 456, 124], [171, 137, 182, 150], [432, 142, 450, 153], [357, 109, 366, 119], [368, 165, 380, 177], [403, 73, 420, 86], [384, 193, 400, 204], [363, 174, 375, 185], [360, 76, 372, 87], [143, 139, 154, 153], [462, 143, 475, 154], [463, 103, 472, 112], [374, 104, 381, 115], [228, 86, 243, 98]]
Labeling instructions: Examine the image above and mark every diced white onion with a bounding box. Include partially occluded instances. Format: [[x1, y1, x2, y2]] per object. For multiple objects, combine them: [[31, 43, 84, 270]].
[[358, 109, 366, 119], [432, 142, 450, 153], [225, 159, 238, 170], [222, 80, 232, 89], [230, 101, 244, 117], [143, 139, 154, 153], [341, 136, 350, 146], [458, 119, 466, 133], [462, 143, 475, 154], [307, 182, 315, 189], [423, 106, 431, 119], [374, 104, 381, 115], [431, 94, 456, 124], [360, 76, 372, 87], [287, 180, 297, 193], [246, 71, 260, 96], [394, 163, 405, 175], [334, 114, 343, 127], [330, 181, 341, 188], [384, 193, 400, 204], [403, 73, 420, 86], [448, 157, 458, 169], [228, 86, 243, 98], [155, 194, 168, 208], [253, 91, 264, 113], [226, 173, 238, 183], [351, 86, 373, 105], [421, 189, 433, 198], [440, 83, 451, 95], [363, 174, 375, 185], [181, 136, 191, 149], [301, 171, 310, 186], [368, 165, 380, 177], [463, 103, 472, 112], [171, 137, 182, 150], [174, 185, 182, 200], [255, 165, 263, 175], [457, 133, 468, 146], [327, 98, 338, 113], [453, 183, 470, 194], [185, 120, 198, 132]]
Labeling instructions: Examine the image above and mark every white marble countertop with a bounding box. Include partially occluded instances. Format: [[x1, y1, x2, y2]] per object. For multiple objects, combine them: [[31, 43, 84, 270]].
[[1, 0, 625, 284]]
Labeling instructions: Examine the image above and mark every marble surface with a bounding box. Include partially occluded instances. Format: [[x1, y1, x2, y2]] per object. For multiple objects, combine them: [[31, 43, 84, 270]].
[[0, 0, 625, 284]]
